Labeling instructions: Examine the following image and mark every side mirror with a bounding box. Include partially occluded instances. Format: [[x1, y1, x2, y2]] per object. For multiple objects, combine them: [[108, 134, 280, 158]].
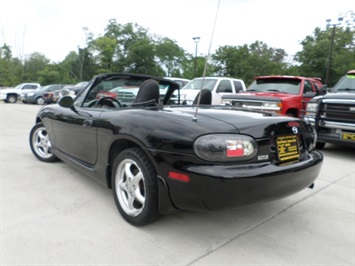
[[303, 92, 316, 98], [320, 85, 327, 95], [58, 96, 74, 108]]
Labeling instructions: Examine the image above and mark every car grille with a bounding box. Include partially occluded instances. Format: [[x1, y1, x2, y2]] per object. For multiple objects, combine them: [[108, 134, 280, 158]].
[[233, 101, 261, 107], [319, 102, 355, 123], [117, 92, 136, 100]]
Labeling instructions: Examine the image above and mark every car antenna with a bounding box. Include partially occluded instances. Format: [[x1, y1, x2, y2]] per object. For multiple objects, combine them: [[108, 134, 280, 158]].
[[193, 0, 221, 122]]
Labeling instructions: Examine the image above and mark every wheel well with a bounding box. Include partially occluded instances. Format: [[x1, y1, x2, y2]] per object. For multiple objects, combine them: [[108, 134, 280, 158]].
[[6, 93, 18, 98], [106, 139, 139, 188], [285, 108, 299, 117]]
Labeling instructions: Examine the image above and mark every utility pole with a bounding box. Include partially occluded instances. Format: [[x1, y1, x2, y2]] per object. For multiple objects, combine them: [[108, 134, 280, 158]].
[[192, 37, 200, 77]]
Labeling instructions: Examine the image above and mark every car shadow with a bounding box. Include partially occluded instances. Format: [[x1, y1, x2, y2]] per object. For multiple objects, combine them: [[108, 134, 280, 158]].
[[320, 144, 355, 159]]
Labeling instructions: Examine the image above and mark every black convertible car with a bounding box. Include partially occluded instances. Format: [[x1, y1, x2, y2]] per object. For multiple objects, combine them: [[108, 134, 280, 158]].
[[29, 73, 323, 226]]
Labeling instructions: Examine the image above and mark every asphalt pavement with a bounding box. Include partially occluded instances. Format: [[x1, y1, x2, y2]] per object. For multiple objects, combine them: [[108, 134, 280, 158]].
[[1, 102, 354, 265]]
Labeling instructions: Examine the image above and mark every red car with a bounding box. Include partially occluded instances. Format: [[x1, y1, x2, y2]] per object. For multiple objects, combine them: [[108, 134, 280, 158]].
[[222, 75, 324, 117]]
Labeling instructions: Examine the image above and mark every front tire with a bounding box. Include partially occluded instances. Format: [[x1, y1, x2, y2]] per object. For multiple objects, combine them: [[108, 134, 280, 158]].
[[112, 147, 161, 226], [5, 94, 18, 103], [29, 123, 58, 162], [36, 97, 44, 105]]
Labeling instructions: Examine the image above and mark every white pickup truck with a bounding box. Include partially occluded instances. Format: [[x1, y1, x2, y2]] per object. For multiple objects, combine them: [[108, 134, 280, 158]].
[[180, 77, 246, 105], [0, 83, 41, 103]]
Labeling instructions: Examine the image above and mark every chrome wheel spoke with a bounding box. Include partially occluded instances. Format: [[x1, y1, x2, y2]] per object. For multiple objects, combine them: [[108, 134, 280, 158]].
[[115, 158, 146, 217], [34, 128, 53, 158], [132, 172, 145, 205]]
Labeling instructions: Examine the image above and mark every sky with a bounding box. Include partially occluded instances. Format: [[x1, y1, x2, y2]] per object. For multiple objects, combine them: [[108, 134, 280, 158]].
[[0, 0, 353, 63]]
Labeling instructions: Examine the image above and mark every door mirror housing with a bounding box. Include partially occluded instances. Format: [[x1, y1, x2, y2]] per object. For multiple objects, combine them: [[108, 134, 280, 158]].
[[58, 96, 74, 108]]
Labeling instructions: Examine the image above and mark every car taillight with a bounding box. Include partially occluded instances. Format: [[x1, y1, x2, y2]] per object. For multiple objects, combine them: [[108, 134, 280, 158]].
[[194, 134, 258, 162]]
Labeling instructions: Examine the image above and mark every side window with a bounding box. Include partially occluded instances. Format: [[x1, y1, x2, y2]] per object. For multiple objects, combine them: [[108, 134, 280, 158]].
[[216, 80, 232, 93], [233, 81, 244, 92], [49, 85, 60, 92], [303, 80, 313, 94], [21, 85, 31, 90]]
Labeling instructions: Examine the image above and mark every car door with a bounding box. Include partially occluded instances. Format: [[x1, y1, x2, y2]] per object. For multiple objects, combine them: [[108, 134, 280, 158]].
[[214, 79, 234, 104], [52, 106, 101, 165], [301, 79, 319, 113]]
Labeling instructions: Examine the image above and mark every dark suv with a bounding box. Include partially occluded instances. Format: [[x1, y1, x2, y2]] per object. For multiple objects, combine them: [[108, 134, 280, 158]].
[[304, 70, 355, 148]]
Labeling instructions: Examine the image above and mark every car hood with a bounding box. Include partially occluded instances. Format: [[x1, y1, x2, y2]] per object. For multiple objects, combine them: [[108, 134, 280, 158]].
[[0, 88, 18, 93], [169, 106, 298, 138], [324, 92, 355, 98], [236, 91, 294, 100], [180, 89, 199, 99], [310, 91, 355, 102]]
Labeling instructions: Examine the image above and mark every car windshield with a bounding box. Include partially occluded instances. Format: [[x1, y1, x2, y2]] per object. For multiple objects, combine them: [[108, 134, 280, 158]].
[[248, 78, 301, 94], [34, 85, 50, 91], [333, 74, 355, 92], [79, 76, 177, 107], [14, 84, 23, 90], [182, 79, 217, 91]]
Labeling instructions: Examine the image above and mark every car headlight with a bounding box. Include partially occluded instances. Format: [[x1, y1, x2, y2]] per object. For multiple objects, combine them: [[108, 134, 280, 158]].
[[27, 92, 34, 96], [221, 99, 232, 105], [306, 102, 318, 116], [194, 134, 258, 162], [262, 101, 281, 109]]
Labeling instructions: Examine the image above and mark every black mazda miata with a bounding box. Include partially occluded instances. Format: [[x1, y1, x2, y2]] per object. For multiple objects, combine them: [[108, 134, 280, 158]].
[[29, 73, 323, 226]]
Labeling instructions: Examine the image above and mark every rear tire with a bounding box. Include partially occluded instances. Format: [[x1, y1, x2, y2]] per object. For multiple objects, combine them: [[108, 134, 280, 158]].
[[112, 147, 161, 226], [29, 123, 58, 162]]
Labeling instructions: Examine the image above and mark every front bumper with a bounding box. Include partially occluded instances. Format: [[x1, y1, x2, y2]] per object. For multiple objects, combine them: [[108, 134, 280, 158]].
[[156, 150, 323, 213], [306, 117, 355, 147], [22, 95, 36, 104]]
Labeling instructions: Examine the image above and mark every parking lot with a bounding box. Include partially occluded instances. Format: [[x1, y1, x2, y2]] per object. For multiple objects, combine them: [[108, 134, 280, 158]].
[[1, 102, 354, 265]]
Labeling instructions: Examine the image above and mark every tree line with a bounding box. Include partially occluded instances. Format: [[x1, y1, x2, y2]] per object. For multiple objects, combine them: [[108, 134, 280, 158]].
[[1, 12, 354, 88]]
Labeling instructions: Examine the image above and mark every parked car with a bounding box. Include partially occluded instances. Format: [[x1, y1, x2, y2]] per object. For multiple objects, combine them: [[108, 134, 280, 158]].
[[0, 83, 41, 103], [23, 84, 69, 105], [181, 77, 246, 105], [221, 75, 324, 117], [65, 81, 89, 95], [304, 70, 355, 148], [43, 85, 74, 104], [96, 83, 173, 106], [29, 73, 323, 226]]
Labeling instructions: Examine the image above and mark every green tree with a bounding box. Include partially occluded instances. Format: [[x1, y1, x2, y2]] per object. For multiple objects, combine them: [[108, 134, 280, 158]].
[[125, 38, 164, 75], [0, 44, 23, 85], [212, 42, 288, 85], [23, 52, 50, 82], [155, 37, 186, 77], [295, 11, 355, 86], [90, 36, 117, 73], [36, 64, 63, 85]]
